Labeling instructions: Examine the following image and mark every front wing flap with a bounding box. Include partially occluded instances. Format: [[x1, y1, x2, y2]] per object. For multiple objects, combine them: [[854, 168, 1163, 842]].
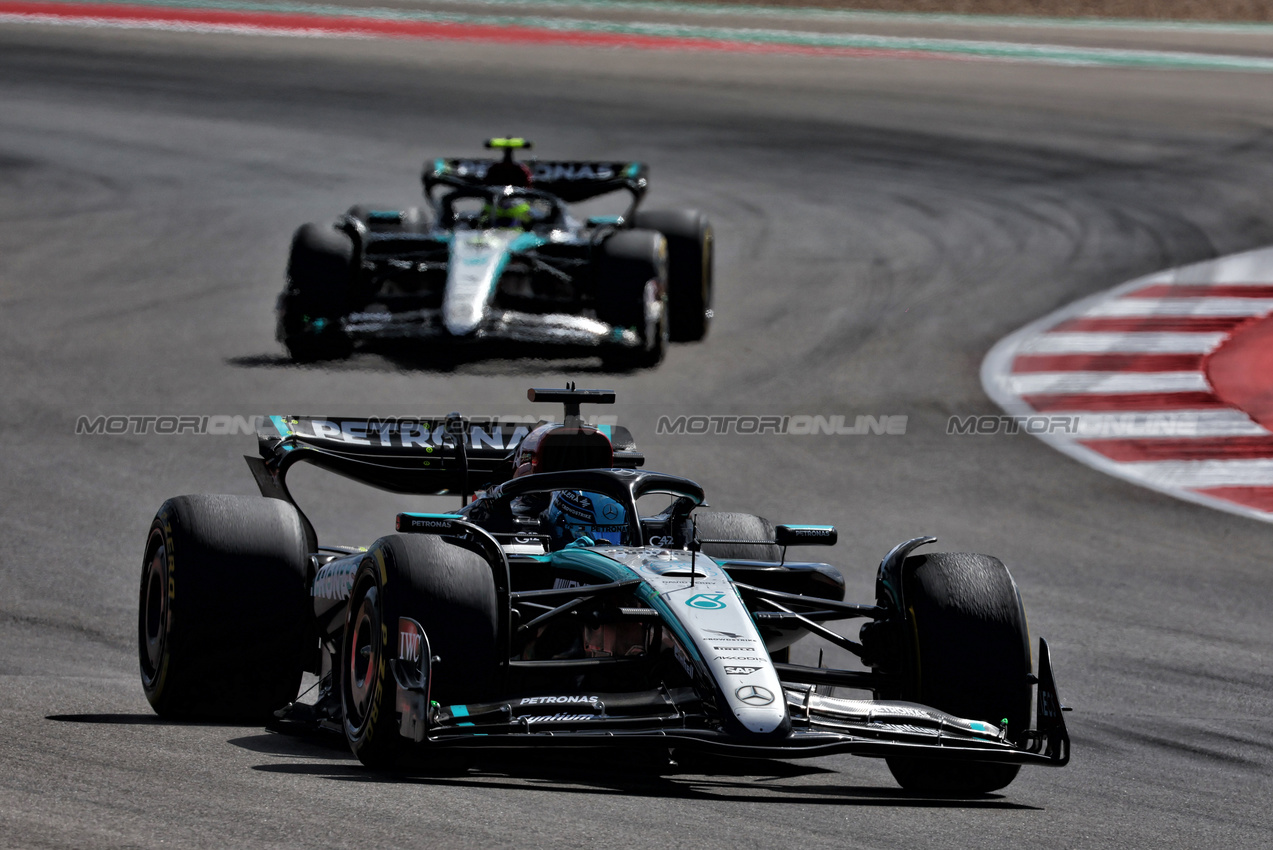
[[396, 639, 1070, 767]]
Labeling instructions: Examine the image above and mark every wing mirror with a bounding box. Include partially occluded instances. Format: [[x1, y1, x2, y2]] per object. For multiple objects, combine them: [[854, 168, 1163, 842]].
[[774, 525, 838, 547]]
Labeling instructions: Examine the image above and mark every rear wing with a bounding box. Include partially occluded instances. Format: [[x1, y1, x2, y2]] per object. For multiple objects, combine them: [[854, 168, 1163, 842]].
[[423, 158, 648, 205], [246, 414, 642, 498]]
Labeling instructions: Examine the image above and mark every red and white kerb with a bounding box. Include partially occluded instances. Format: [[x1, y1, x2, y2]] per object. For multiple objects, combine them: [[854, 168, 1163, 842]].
[[983, 246, 1273, 522]]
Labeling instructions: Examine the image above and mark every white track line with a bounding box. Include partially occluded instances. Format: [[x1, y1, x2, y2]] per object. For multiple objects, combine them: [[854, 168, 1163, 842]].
[[1016, 332, 1229, 354], [1117, 460, 1273, 489], [1053, 410, 1270, 439], [1002, 371, 1212, 395], [1083, 298, 1273, 317]]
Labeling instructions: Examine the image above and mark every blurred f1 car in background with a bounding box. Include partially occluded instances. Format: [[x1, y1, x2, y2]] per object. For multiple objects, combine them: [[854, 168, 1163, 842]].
[[138, 387, 1069, 794], [277, 139, 713, 369]]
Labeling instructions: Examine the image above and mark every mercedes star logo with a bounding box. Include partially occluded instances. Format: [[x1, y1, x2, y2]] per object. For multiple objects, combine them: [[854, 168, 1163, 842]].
[[735, 685, 774, 706]]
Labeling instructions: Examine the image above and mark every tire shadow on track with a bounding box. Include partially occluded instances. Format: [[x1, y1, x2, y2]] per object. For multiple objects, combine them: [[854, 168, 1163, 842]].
[[242, 746, 1037, 809], [47, 713, 263, 728]]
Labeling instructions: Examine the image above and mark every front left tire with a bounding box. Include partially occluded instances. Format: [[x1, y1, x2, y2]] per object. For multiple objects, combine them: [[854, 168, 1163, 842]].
[[880, 552, 1033, 794]]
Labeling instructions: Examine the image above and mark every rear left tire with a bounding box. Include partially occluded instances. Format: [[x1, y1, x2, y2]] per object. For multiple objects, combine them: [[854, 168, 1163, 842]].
[[138, 495, 310, 720]]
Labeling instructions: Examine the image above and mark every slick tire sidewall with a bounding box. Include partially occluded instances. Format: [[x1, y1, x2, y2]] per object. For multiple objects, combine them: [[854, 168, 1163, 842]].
[[138, 495, 310, 720], [341, 534, 499, 769]]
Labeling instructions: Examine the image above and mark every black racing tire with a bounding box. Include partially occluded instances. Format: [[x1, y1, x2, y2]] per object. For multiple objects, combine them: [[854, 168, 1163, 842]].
[[278, 222, 354, 362], [883, 552, 1033, 795], [138, 495, 310, 720], [341, 534, 499, 769], [595, 229, 668, 371], [633, 209, 713, 343], [691, 511, 781, 563], [346, 204, 430, 233]]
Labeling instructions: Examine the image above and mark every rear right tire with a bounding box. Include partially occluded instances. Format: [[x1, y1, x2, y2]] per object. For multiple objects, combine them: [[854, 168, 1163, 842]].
[[340, 534, 499, 769]]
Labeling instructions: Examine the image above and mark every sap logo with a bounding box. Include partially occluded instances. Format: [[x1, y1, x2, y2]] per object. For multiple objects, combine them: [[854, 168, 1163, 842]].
[[724, 666, 762, 676]]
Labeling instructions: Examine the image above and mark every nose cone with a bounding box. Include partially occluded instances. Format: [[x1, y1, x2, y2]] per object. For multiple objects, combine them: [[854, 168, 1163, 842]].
[[445, 232, 512, 337], [729, 685, 791, 738], [443, 300, 483, 336]]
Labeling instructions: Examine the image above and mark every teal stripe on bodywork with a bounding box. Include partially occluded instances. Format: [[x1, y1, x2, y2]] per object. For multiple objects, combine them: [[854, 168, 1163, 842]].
[[269, 415, 292, 437], [486, 230, 547, 305]]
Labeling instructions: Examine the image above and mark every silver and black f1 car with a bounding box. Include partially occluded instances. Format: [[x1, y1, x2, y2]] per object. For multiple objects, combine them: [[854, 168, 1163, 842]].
[[138, 388, 1069, 793], [276, 139, 713, 369]]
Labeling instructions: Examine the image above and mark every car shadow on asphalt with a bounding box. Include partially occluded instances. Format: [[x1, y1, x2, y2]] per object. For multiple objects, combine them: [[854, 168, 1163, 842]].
[[237, 736, 1039, 809], [46, 713, 264, 728], [226, 349, 628, 375]]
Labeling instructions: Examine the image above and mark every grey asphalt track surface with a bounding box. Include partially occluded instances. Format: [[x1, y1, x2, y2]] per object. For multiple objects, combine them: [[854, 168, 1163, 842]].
[[2, 19, 1273, 850]]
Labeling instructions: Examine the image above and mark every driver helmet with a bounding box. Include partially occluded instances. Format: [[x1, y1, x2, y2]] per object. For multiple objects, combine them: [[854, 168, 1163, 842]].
[[545, 490, 629, 548], [482, 194, 535, 229]]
